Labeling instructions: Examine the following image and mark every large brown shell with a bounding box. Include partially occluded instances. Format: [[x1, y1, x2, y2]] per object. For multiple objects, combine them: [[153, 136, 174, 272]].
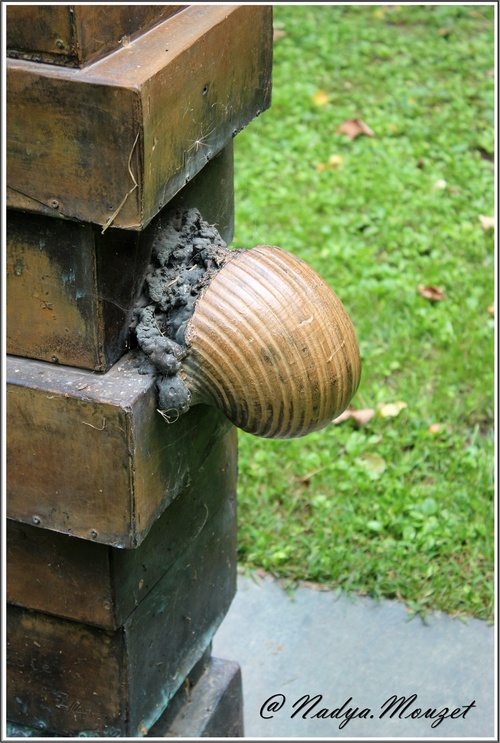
[[181, 245, 361, 438]]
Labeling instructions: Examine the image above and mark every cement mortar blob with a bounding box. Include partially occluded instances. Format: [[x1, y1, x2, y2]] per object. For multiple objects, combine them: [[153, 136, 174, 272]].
[[134, 208, 239, 421]]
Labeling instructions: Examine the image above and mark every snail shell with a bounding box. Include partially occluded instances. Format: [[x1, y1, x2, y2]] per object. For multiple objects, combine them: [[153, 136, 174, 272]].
[[180, 245, 361, 438]]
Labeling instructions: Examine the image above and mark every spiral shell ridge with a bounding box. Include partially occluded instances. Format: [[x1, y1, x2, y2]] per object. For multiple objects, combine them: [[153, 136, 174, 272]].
[[182, 245, 361, 438]]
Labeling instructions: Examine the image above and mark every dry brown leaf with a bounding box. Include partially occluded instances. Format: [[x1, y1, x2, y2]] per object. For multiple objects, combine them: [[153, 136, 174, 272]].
[[333, 406, 375, 427], [333, 408, 354, 424], [273, 24, 287, 42], [337, 118, 375, 140], [479, 214, 495, 231], [476, 145, 494, 163], [438, 27, 453, 38], [351, 408, 376, 427], [428, 423, 444, 434], [418, 284, 447, 301], [487, 304, 494, 317], [429, 423, 452, 435]]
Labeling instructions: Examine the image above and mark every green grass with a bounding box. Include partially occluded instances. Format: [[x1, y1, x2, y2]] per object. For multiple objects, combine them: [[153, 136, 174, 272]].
[[231, 4, 495, 621]]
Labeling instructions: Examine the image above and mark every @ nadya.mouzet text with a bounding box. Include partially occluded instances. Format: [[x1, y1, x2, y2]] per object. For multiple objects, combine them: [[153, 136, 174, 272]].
[[259, 692, 476, 729]]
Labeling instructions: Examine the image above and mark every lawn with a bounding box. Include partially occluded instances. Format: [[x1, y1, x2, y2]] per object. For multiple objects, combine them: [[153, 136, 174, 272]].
[[230, 4, 495, 621]]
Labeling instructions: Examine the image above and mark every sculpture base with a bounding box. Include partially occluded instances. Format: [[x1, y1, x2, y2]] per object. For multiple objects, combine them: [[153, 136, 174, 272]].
[[6, 655, 244, 738]]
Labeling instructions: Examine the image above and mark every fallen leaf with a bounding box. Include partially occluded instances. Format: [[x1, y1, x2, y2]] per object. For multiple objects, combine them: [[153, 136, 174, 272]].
[[356, 452, 387, 477], [377, 401, 408, 418], [328, 154, 344, 167], [350, 408, 375, 427], [479, 214, 495, 231], [312, 90, 330, 106], [333, 406, 375, 427], [418, 284, 447, 301], [438, 26, 453, 38], [475, 145, 494, 163], [337, 118, 375, 140], [428, 423, 444, 434], [487, 304, 494, 316], [333, 409, 353, 424], [316, 154, 344, 172], [273, 24, 287, 42]]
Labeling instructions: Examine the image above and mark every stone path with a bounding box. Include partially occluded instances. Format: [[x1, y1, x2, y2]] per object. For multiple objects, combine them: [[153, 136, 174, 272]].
[[212, 572, 495, 738]]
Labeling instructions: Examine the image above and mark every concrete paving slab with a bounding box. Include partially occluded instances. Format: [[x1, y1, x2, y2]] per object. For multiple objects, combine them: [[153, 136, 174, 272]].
[[212, 573, 496, 739]]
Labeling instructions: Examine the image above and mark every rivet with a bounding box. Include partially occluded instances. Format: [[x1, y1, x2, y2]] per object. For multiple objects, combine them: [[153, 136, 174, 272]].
[[50, 199, 59, 209], [90, 529, 98, 539], [51, 355, 58, 363], [55, 39, 65, 49], [32, 516, 41, 525]]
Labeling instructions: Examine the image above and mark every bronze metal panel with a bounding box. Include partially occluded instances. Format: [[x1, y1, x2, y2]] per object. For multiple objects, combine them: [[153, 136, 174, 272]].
[[6, 213, 104, 369], [7, 522, 114, 628], [126, 493, 237, 735], [7, 607, 126, 736], [7, 383, 133, 542], [139, 5, 273, 224], [147, 657, 244, 738], [6, 5, 186, 68], [7, 494, 237, 736], [6, 6, 75, 65], [7, 5, 273, 230], [6, 352, 233, 547], [111, 426, 238, 627], [7, 69, 142, 229], [6, 425, 238, 628]]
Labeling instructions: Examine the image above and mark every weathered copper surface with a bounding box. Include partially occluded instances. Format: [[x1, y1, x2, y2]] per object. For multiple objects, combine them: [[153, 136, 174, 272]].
[[148, 658, 244, 738], [7, 425, 237, 628], [6, 5, 186, 68], [6, 351, 233, 547], [7, 5, 272, 229], [7, 493, 237, 736], [6, 213, 150, 371], [6, 144, 234, 371]]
